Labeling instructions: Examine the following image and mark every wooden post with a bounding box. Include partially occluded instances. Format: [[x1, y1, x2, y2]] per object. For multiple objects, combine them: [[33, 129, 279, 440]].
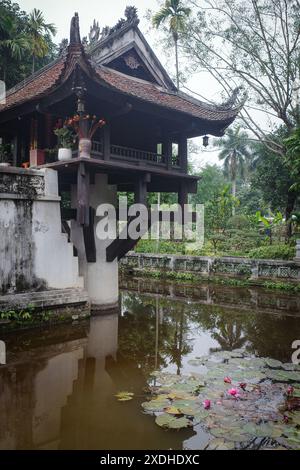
[[162, 135, 172, 170], [178, 135, 188, 173], [134, 173, 150, 204], [77, 162, 90, 226], [103, 124, 110, 161], [178, 181, 188, 212]]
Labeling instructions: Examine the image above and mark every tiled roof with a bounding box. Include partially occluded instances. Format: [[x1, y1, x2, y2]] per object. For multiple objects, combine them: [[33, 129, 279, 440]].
[[95, 65, 239, 122], [0, 51, 239, 124], [0, 58, 65, 112]]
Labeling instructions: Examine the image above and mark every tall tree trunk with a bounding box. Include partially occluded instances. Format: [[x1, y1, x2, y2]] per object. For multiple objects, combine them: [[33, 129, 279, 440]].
[[285, 190, 297, 239], [174, 37, 179, 89], [32, 55, 35, 74], [231, 178, 236, 216]]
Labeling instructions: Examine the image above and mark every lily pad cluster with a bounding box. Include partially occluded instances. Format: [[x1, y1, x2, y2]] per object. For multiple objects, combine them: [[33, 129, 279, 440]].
[[141, 350, 300, 450]]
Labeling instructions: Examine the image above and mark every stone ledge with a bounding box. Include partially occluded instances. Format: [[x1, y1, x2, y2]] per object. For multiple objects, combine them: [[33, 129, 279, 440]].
[[122, 253, 300, 282], [0, 288, 90, 312]]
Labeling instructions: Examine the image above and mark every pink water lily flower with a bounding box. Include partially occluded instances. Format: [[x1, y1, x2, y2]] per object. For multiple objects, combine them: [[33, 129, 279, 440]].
[[239, 383, 247, 391], [287, 386, 294, 396], [203, 399, 211, 410], [224, 376, 232, 384], [228, 388, 239, 397]]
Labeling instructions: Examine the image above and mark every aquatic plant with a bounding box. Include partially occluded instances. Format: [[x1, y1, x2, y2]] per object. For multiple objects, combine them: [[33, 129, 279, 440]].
[[141, 350, 300, 450]]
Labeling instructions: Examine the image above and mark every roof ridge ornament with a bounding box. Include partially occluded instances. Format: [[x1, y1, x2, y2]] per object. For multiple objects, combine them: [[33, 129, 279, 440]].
[[218, 86, 247, 110], [70, 12, 81, 45], [124, 6, 139, 24]]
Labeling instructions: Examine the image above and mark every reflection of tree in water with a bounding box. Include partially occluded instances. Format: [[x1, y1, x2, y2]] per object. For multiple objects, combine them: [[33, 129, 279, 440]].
[[188, 303, 300, 361], [244, 314, 300, 362], [210, 321, 246, 352], [188, 305, 248, 352], [119, 293, 193, 375], [161, 303, 192, 375], [120, 290, 300, 369]]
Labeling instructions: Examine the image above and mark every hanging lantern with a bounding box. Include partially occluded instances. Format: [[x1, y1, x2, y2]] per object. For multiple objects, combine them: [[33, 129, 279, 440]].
[[203, 135, 209, 147]]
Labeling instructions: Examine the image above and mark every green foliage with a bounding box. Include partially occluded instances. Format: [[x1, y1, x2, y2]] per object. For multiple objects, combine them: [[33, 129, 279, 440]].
[[27, 8, 56, 73], [250, 135, 298, 218], [54, 127, 74, 149], [190, 164, 227, 206], [248, 244, 295, 260], [284, 128, 300, 192], [152, 0, 191, 39], [214, 126, 252, 201], [136, 240, 187, 255], [205, 185, 239, 235], [0, 306, 34, 323], [0, 1, 57, 87], [0, 143, 11, 163]]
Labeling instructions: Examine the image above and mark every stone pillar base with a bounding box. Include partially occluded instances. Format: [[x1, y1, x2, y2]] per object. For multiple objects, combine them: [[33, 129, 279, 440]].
[[71, 174, 119, 309], [91, 301, 119, 315]]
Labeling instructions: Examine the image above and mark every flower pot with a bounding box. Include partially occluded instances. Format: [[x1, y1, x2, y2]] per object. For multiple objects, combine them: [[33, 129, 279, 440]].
[[79, 138, 92, 158], [58, 148, 72, 161]]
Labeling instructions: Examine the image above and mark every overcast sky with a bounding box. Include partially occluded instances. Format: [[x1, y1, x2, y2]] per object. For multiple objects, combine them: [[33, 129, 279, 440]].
[[17, 0, 226, 167]]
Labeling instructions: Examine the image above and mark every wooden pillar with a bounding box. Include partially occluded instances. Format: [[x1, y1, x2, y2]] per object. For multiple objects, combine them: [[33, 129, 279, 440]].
[[178, 135, 188, 173], [44, 113, 53, 149], [103, 124, 110, 161], [77, 162, 90, 226], [178, 181, 188, 213], [162, 135, 172, 170], [134, 173, 150, 204]]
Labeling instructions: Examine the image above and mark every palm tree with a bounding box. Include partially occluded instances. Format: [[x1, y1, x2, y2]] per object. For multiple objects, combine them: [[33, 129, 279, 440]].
[[214, 127, 252, 214], [27, 9, 56, 73], [152, 0, 191, 89], [0, 7, 29, 82]]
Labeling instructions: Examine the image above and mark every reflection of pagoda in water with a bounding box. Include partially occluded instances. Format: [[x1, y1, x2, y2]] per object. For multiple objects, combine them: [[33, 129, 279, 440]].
[[0, 311, 193, 450], [0, 316, 118, 450]]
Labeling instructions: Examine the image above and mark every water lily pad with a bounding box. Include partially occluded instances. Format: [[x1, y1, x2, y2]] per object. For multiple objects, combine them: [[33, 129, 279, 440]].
[[115, 391, 134, 401], [209, 427, 228, 438], [155, 413, 191, 429], [142, 399, 169, 412], [193, 410, 210, 424], [225, 433, 252, 443], [164, 406, 182, 415], [207, 438, 235, 450], [168, 416, 192, 429], [289, 411, 300, 426], [155, 413, 175, 428], [265, 358, 283, 369], [243, 422, 282, 438]]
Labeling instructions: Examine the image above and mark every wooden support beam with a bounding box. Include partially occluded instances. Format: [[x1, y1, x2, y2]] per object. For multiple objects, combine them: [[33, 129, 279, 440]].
[[83, 207, 96, 262], [178, 135, 188, 173], [134, 173, 150, 204], [162, 135, 172, 170], [103, 124, 110, 161], [178, 181, 188, 213], [77, 162, 90, 226]]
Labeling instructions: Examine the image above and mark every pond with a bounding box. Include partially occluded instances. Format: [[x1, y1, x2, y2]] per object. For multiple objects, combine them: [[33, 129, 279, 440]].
[[0, 277, 300, 450]]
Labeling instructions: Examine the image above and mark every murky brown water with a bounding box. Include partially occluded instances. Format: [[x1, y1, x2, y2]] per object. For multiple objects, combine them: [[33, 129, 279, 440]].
[[0, 277, 300, 450]]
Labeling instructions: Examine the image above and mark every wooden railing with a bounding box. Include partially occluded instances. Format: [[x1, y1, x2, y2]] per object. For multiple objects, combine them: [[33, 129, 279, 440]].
[[110, 144, 166, 165], [51, 140, 181, 169], [92, 140, 103, 156]]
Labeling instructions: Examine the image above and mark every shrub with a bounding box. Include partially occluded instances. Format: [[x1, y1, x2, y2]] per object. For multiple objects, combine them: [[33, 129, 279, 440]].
[[248, 244, 295, 260]]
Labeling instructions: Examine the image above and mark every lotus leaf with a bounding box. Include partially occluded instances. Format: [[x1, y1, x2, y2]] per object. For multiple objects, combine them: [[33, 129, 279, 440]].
[[155, 413, 191, 429], [115, 391, 134, 401], [265, 358, 283, 369], [142, 399, 169, 412]]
